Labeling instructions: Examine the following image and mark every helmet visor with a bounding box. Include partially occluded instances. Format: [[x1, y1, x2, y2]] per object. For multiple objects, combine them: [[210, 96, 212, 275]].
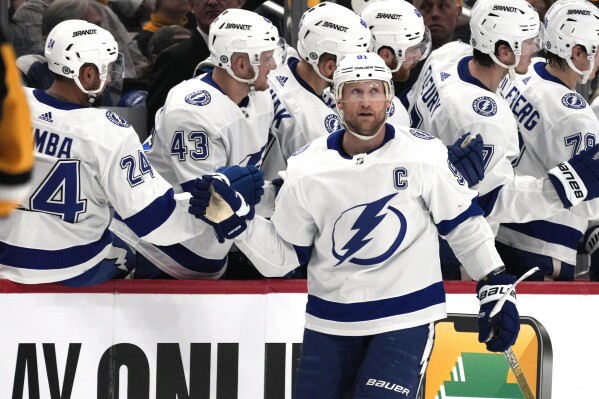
[[393, 27, 432, 72], [257, 37, 287, 70], [106, 53, 125, 81], [338, 81, 391, 102], [521, 35, 542, 57]]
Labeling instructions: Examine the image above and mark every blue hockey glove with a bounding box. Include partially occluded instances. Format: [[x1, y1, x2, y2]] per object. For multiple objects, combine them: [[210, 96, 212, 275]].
[[548, 144, 599, 208], [477, 273, 519, 352], [215, 165, 264, 206], [188, 174, 253, 243], [447, 133, 484, 187]]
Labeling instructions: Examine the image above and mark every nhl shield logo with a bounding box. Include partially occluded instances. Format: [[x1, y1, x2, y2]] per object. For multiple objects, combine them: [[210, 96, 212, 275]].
[[561, 93, 586, 110], [185, 90, 212, 106], [105, 110, 131, 128], [472, 96, 497, 117]]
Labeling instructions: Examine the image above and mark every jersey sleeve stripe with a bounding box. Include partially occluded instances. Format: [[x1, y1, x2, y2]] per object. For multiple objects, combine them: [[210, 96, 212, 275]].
[[477, 185, 503, 217], [0, 229, 112, 269], [152, 242, 227, 273], [501, 220, 583, 250], [114, 188, 177, 238], [435, 198, 485, 236], [305, 281, 445, 323]]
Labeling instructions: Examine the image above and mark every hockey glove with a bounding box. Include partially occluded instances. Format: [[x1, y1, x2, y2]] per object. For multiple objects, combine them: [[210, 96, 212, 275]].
[[477, 273, 519, 352], [447, 133, 484, 187], [548, 144, 599, 208], [188, 174, 253, 243], [215, 165, 265, 206]]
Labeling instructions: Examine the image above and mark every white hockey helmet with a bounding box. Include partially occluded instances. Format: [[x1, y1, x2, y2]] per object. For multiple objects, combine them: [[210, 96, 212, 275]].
[[542, 0, 599, 84], [360, 0, 431, 72], [297, 2, 371, 83], [469, 0, 540, 79], [209, 9, 286, 86], [45, 19, 123, 98]]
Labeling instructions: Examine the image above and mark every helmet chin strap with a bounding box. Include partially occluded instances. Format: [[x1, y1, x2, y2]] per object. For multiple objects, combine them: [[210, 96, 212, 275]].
[[73, 76, 107, 106], [339, 108, 387, 141], [566, 56, 594, 85], [227, 65, 260, 95], [490, 53, 519, 81]]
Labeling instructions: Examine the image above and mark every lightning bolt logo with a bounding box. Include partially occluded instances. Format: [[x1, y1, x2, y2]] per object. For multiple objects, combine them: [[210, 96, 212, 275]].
[[332, 193, 407, 266], [472, 96, 497, 117]]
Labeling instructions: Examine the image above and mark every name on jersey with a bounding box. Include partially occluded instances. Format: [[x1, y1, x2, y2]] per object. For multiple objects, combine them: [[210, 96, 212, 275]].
[[375, 13, 402, 20], [418, 66, 442, 117], [224, 23, 251, 30], [568, 9, 591, 15], [34, 128, 72, 159], [501, 83, 540, 130], [72, 29, 97, 37], [322, 21, 348, 32], [491, 5, 523, 13]]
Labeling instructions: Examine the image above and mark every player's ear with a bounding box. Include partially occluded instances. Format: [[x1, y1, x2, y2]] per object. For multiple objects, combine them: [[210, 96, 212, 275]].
[[571, 44, 586, 60], [319, 58, 337, 80], [79, 64, 99, 89], [231, 53, 249, 76]]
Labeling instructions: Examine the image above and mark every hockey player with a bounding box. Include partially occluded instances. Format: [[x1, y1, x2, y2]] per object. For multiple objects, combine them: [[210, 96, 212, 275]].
[[110, 9, 286, 279], [261, 2, 370, 181], [190, 53, 523, 399], [359, 0, 432, 125], [0, 27, 33, 217], [407, 0, 599, 279], [497, 0, 599, 280], [0, 20, 222, 287]]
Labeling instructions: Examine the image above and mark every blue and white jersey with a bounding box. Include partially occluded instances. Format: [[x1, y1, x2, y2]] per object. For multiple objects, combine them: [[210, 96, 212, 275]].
[[497, 61, 599, 264], [262, 56, 343, 180], [0, 89, 207, 284], [237, 124, 502, 336], [113, 70, 274, 279], [147, 70, 274, 191], [408, 54, 568, 232]]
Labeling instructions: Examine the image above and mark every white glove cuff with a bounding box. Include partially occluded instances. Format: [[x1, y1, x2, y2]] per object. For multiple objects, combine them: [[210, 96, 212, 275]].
[[548, 161, 588, 207], [478, 285, 517, 306]]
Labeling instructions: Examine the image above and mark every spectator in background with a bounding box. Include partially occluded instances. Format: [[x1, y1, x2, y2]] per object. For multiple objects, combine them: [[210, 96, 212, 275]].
[[119, 25, 192, 108], [8, 0, 51, 57], [135, 0, 191, 57], [108, 0, 153, 30], [145, 0, 245, 131], [0, 27, 34, 217]]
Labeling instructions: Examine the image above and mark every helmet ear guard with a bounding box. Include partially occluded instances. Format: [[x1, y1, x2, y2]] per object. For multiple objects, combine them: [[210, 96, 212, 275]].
[[209, 8, 286, 86], [297, 2, 371, 83], [542, 0, 599, 84], [44, 19, 122, 100]]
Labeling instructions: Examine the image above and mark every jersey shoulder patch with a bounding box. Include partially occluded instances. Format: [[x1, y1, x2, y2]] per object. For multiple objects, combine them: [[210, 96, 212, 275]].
[[185, 90, 212, 106], [324, 114, 342, 133], [409, 128, 435, 140], [561, 93, 586, 110], [292, 142, 311, 156], [472, 96, 498, 117], [105, 110, 131, 128]]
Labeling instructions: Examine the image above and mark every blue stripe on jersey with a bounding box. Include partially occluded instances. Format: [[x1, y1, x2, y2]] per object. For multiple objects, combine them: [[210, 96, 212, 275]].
[[306, 281, 445, 323], [0, 229, 112, 269], [501, 220, 583, 250], [33, 89, 86, 110], [293, 244, 312, 265], [436, 198, 484, 236], [534, 61, 568, 88], [477, 185, 503, 217], [457, 56, 492, 92], [151, 242, 227, 273], [114, 188, 177, 238]]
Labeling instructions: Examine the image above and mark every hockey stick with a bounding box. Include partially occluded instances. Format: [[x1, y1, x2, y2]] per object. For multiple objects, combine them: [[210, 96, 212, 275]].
[[489, 266, 539, 399]]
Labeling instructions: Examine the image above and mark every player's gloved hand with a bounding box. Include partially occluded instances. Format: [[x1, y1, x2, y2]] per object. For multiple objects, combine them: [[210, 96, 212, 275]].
[[548, 144, 599, 208], [188, 174, 253, 243], [447, 133, 484, 187], [477, 273, 519, 352], [215, 165, 265, 206]]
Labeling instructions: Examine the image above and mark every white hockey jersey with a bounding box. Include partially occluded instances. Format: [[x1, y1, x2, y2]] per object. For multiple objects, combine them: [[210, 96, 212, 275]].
[[408, 54, 567, 232], [112, 71, 274, 278], [236, 124, 503, 336], [497, 61, 599, 264], [0, 89, 207, 284]]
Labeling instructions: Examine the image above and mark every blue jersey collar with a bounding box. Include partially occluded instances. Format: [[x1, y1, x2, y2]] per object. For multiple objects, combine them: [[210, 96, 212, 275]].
[[34, 89, 86, 110], [201, 70, 250, 107], [327, 123, 396, 159], [457, 56, 493, 92], [534, 61, 569, 89]]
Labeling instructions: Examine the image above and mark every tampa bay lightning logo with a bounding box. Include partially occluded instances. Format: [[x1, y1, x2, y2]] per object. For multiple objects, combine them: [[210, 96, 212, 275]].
[[409, 129, 434, 140], [472, 96, 497, 117], [387, 102, 396, 117], [561, 93, 586, 109], [185, 90, 212, 106], [105, 111, 131, 128], [332, 193, 407, 266], [324, 114, 342, 133]]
